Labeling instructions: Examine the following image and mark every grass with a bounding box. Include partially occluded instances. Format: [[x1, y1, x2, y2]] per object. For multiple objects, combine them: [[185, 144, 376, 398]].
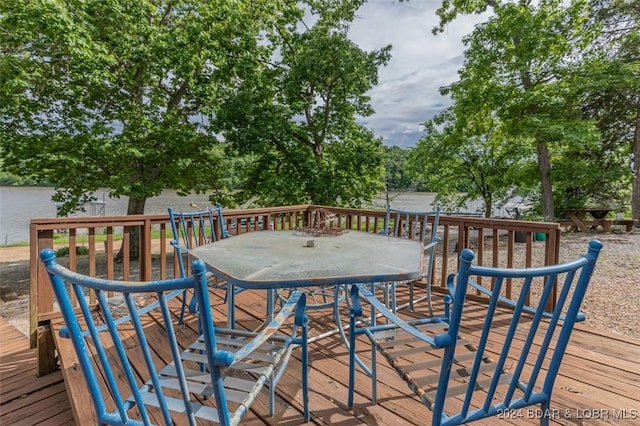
[[1, 241, 30, 248], [1, 228, 175, 249]]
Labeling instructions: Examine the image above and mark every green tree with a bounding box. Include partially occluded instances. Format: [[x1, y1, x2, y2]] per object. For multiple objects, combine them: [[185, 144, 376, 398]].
[[433, 0, 600, 219], [382, 145, 414, 191], [1, 0, 285, 211], [214, 0, 389, 207], [409, 111, 530, 217], [584, 0, 639, 222], [1, 0, 301, 257]]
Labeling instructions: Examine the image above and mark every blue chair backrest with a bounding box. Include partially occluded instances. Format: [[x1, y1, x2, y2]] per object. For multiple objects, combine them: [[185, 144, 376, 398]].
[[385, 206, 440, 244], [169, 205, 229, 278], [39, 247, 234, 425], [433, 239, 603, 424], [169, 205, 229, 249]]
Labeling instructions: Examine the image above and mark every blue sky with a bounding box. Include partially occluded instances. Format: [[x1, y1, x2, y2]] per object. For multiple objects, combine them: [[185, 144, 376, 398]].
[[348, 1, 487, 148]]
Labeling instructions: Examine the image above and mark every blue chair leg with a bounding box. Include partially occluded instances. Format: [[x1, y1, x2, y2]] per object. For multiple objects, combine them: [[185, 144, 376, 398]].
[[178, 289, 187, 324], [348, 308, 357, 408], [187, 290, 198, 313], [226, 286, 235, 329], [539, 401, 551, 426]]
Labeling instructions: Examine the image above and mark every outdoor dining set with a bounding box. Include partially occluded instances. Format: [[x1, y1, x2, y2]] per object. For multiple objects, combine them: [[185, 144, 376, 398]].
[[41, 205, 602, 425]]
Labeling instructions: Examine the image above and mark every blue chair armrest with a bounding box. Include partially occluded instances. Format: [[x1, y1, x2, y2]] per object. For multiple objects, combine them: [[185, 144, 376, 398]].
[[230, 290, 307, 365], [351, 284, 450, 348], [170, 239, 184, 250], [423, 239, 439, 254]]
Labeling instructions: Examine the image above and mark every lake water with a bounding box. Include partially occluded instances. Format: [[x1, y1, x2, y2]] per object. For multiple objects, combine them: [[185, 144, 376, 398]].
[[0, 186, 497, 245], [0, 187, 220, 245]]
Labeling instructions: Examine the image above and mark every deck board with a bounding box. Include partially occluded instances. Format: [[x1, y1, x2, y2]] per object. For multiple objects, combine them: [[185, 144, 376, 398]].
[[0, 316, 74, 425], [2, 289, 640, 425]]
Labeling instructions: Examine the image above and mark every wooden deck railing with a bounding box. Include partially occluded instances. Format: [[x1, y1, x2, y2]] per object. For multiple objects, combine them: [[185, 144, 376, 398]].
[[29, 204, 560, 375]]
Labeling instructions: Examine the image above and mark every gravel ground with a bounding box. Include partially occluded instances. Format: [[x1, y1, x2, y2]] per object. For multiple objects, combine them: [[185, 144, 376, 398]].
[[555, 232, 640, 338], [1, 231, 638, 338]]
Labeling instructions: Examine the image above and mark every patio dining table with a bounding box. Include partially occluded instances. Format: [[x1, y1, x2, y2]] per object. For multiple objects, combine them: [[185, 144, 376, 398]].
[[189, 229, 424, 353]]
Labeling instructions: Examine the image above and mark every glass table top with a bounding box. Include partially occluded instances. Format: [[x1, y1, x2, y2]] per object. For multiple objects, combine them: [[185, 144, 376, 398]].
[[189, 230, 424, 289]]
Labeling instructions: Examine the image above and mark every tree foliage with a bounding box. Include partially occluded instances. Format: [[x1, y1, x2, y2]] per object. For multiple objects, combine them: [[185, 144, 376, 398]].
[[582, 0, 639, 220], [435, 0, 602, 219], [214, 1, 389, 207], [1, 0, 295, 215], [381, 145, 414, 191], [1, 0, 389, 217], [393, 0, 636, 219], [409, 110, 532, 217]]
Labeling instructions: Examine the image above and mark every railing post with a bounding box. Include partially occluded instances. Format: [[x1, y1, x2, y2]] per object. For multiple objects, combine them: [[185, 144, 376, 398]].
[[31, 227, 58, 376], [140, 218, 152, 281], [305, 207, 313, 228], [545, 227, 561, 311]]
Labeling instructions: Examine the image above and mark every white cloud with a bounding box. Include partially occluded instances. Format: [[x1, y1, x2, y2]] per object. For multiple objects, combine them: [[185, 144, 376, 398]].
[[349, 0, 486, 147]]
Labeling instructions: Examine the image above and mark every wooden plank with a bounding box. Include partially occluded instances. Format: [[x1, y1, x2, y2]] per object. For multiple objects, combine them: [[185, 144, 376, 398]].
[[1, 381, 71, 424], [568, 328, 640, 373], [0, 316, 74, 425], [6, 287, 640, 425], [1, 364, 63, 403], [50, 319, 96, 425]]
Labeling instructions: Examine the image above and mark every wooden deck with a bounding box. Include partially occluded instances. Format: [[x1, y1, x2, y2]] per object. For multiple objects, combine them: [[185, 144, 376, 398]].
[[0, 316, 74, 425], [2, 287, 639, 426]]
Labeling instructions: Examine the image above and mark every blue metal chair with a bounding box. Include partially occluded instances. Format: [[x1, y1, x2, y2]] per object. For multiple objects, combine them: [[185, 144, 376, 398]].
[[169, 206, 274, 327], [383, 206, 441, 315], [40, 248, 309, 425], [348, 240, 603, 426]]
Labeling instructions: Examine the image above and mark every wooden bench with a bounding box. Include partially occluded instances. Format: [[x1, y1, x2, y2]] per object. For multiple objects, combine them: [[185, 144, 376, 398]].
[[612, 219, 638, 232]]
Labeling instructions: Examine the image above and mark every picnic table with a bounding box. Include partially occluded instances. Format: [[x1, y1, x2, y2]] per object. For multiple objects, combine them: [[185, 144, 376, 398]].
[[560, 208, 637, 232]]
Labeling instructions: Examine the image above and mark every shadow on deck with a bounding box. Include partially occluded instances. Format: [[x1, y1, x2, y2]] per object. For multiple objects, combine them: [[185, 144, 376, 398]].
[[2, 287, 639, 425]]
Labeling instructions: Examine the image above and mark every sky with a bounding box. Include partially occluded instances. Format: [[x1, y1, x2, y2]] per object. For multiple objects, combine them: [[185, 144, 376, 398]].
[[348, 1, 487, 148]]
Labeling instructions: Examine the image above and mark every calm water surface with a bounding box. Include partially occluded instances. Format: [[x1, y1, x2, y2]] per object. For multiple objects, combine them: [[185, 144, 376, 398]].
[[0, 187, 220, 245], [1, 187, 455, 245]]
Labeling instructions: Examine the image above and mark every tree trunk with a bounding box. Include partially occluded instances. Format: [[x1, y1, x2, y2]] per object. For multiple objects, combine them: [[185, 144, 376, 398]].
[[484, 195, 493, 218], [518, 65, 555, 220], [536, 137, 555, 220], [632, 107, 640, 227], [115, 196, 147, 262]]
